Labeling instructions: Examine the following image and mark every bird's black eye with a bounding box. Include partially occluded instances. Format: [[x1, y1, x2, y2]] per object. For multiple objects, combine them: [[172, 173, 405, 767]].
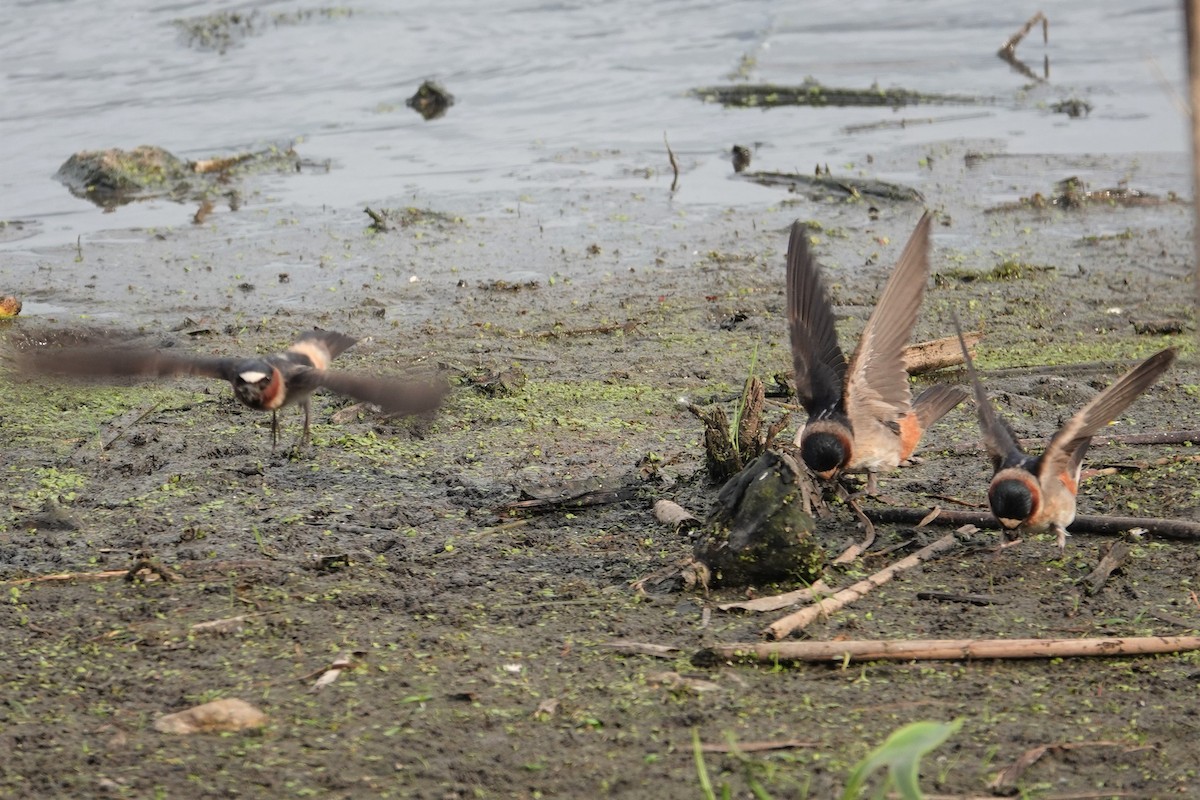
[[257, 376, 271, 388], [801, 431, 847, 473], [990, 480, 1034, 521]]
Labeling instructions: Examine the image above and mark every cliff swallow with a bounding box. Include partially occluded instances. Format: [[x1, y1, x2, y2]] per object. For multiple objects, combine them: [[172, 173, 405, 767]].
[[787, 212, 967, 494], [953, 317, 1176, 549], [20, 329, 446, 448]]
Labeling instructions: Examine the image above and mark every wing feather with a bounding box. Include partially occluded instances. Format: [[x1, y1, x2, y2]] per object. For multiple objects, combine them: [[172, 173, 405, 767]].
[[844, 212, 931, 432], [1038, 347, 1177, 479], [786, 221, 846, 415]]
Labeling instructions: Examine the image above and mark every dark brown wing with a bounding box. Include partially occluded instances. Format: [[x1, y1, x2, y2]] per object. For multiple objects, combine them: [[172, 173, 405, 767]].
[[786, 220, 845, 415], [844, 212, 930, 432], [19, 345, 236, 383], [952, 312, 1024, 472], [293, 329, 358, 362], [315, 370, 447, 416], [1039, 347, 1177, 480]]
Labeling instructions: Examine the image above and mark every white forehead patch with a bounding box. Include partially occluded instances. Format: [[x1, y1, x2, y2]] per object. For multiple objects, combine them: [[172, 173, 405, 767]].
[[239, 370, 268, 383]]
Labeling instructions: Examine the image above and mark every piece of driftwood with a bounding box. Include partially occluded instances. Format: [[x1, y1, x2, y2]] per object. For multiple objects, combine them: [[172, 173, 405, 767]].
[[764, 532, 959, 640], [902, 331, 980, 375], [700, 635, 1200, 665], [863, 507, 1200, 542]]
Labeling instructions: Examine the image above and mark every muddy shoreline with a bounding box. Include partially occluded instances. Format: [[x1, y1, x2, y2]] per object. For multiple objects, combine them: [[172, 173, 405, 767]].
[[2, 141, 1199, 798]]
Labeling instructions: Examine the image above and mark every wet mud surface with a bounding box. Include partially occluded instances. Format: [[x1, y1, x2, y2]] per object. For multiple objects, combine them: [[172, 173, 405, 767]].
[[2, 143, 1199, 798]]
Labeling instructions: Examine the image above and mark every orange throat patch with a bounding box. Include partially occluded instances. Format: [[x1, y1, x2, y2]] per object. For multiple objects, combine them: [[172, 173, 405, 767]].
[[260, 367, 286, 410]]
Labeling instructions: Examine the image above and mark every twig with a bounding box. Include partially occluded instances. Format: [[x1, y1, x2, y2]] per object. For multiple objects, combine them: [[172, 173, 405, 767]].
[[701, 634, 1200, 664], [831, 494, 877, 564], [998, 11, 1048, 58], [916, 591, 1005, 606], [716, 580, 833, 613], [863, 507, 1200, 542], [4, 569, 130, 585], [764, 532, 959, 639], [989, 741, 1143, 793], [698, 739, 817, 753], [664, 132, 679, 192], [949, 428, 1200, 454], [1079, 541, 1133, 595]]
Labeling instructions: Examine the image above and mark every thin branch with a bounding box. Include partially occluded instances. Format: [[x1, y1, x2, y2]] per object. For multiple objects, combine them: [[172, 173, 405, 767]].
[[664, 132, 680, 192], [764, 532, 959, 639], [701, 634, 1200, 664], [863, 506, 1200, 542], [948, 428, 1200, 455]]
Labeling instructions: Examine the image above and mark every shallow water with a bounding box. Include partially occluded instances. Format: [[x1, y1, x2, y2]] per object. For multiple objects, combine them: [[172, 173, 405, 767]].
[[0, 0, 1189, 251]]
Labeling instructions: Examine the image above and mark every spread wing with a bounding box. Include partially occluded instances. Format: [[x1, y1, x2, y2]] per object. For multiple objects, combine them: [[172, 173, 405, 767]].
[[786, 220, 845, 415], [1038, 347, 1177, 480], [315, 370, 447, 416], [844, 212, 931, 432], [953, 312, 1024, 472], [19, 344, 236, 383]]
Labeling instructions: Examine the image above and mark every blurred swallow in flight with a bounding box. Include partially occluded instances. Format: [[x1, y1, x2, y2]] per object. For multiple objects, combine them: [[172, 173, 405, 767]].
[[953, 315, 1176, 550], [787, 211, 967, 494], [20, 329, 446, 448]]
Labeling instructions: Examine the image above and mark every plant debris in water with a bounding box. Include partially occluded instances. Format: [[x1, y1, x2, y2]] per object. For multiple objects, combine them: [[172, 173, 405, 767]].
[[692, 78, 987, 109]]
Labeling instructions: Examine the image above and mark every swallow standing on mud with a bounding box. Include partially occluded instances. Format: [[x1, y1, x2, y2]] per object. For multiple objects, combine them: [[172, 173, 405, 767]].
[[787, 212, 967, 494], [20, 329, 446, 448], [953, 317, 1176, 550]]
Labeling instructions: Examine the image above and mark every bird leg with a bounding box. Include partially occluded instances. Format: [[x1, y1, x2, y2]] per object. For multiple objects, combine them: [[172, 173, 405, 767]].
[[1053, 523, 1069, 553], [270, 410, 280, 451], [301, 399, 312, 445]]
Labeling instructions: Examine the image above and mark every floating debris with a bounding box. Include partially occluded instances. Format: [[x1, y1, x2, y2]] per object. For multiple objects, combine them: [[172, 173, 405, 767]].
[[407, 80, 455, 120], [737, 170, 923, 203], [56, 144, 309, 209], [174, 7, 354, 54], [692, 79, 986, 109], [0, 295, 21, 319], [987, 176, 1175, 213]]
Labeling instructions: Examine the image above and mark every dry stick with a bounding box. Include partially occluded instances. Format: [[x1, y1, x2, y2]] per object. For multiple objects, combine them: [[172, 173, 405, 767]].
[[716, 579, 833, 613], [831, 494, 877, 564], [1189, 0, 1200, 311], [4, 569, 130, 585], [902, 330, 979, 375], [863, 506, 1200, 542], [664, 132, 679, 192], [998, 11, 1048, 58], [989, 741, 1143, 793], [948, 428, 1200, 455], [705, 634, 1200, 664], [764, 532, 959, 640]]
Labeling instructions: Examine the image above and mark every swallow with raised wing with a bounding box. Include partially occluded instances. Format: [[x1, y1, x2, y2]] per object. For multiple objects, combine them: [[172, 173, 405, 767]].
[[20, 329, 446, 448], [787, 212, 967, 494], [953, 316, 1176, 549]]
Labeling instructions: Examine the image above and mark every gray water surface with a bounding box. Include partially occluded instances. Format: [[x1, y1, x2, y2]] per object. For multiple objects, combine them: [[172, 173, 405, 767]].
[[0, 0, 1189, 251]]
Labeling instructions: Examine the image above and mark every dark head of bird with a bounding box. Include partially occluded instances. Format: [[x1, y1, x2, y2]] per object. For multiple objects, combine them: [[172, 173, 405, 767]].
[[800, 430, 849, 478], [231, 360, 283, 411], [989, 478, 1035, 529]]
